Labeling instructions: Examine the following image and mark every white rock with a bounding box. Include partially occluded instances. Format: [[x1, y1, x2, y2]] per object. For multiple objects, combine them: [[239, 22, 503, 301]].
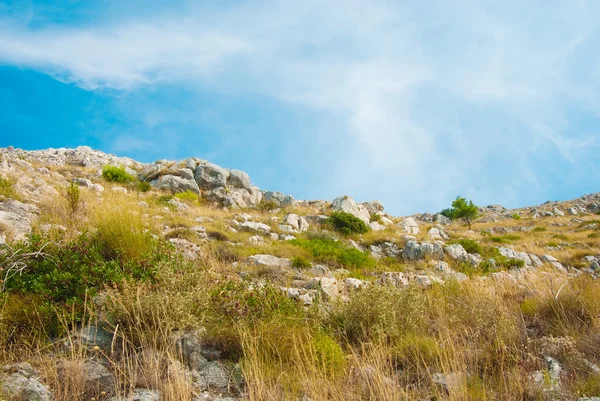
[[239, 221, 272, 234], [445, 244, 468, 262], [246, 254, 291, 268], [331, 195, 370, 224], [428, 226, 449, 241], [398, 217, 420, 235]]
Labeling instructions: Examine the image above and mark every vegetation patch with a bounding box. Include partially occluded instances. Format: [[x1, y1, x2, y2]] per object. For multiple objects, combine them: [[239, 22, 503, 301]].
[[0, 175, 19, 200], [326, 211, 369, 236], [291, 236, 375, 269], [102, 165, 135, 183], [174, 190, 199, 203]]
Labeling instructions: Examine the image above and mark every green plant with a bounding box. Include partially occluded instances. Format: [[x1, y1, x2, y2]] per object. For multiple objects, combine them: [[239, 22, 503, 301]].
[[65, 181, 81, 217], [533, 227, 547, 232], [448, 238, 483, 254], [291, 236, 375, 269], [444, 196, 479, 229], [512, 213, 521, 220], [174, 190, 199, 203], [370, 214, 382, 223], [552, 234, 569, 241], [207, 230, 230, 242], [292, 256, 312, 269], [326, 211, 369, 236], [588, 233, 599, 239], [490, 235, 521, 243], [547, 242, 559, 248], [138, 181, 151, 192], [101, 165, 135, 183], [0, 233, 170, 338]]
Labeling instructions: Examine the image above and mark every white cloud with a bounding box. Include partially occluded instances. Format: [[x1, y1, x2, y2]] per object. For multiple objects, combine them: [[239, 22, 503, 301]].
[[1, 0, 599, 213]]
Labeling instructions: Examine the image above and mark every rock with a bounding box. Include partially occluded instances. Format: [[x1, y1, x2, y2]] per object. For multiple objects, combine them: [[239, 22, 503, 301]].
[[308, 277, 340, 299], [568, 207, 578, 215], [167, 198, 190, 211], [111, 186, 128, 194], [298, 293, 313, 305], [61, 324, 114, 353], [553, 207, 565, 217], [1, 363, 52, 401], [363, 200, 384, 215], [278, 224, 295, 233], [283, 214, 309, 232], [246, 254, 291, 268], [402, 241, 422, 261], [239, 221, 271, 234], [248, 235, 263, 244], [228, 169, 252, 191], [344, 278, 367, 290], [435, 214, 451, 225], [192, 361, 230, 391], [56, 360, 116, 399], [398, 217, 419, 235], [428, 226, 449, 241], [445, 244, 468, 262], [369, 221, 386, 231], [194, 162, 229, 189], [263, 191, 294, 207], [377, 272, 409, 287], [530, 356, 562, 394], [331, 195, 370, 224], [420, 242, 444, 260], [415, 275, 433, 288], [467, 253, 482, 267], [151, 173, 200, 194]]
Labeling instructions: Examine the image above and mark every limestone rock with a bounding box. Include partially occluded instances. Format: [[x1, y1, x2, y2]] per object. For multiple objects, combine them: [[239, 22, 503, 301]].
[[331, 195, 370, 224], [246, 254, 291, 268], [398, 217, 419, 235], [195, 163, 230, 189]]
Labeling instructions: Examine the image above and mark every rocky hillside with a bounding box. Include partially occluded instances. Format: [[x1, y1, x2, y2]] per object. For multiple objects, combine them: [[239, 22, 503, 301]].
[[0, 146, 599, 401]]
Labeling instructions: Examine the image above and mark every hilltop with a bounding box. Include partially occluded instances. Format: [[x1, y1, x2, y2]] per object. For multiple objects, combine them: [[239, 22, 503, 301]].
[[0, 146, 599, 401]]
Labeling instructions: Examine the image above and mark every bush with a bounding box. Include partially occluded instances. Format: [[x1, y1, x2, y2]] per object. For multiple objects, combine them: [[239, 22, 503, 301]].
[[0, 233, 170, 338], [174, 190, 199, 203], [326, 211, 369, 236], [65, 181, 81, 217], [102, 165, 135, 183], [533, 227, 547, 232], [292, 256, 312, 269], [291, 236, 375, 269], [512, 213, 521, 220], [138, 181, 151, 192]]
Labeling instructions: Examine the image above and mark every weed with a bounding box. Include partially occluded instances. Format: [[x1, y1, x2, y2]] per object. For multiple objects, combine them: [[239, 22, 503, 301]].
[[291, 236, 375, 269], [292, 256, 312, 269]]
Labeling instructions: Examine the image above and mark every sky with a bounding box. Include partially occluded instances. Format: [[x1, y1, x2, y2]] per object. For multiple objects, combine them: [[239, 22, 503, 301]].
[[0, 0, 599, 215]]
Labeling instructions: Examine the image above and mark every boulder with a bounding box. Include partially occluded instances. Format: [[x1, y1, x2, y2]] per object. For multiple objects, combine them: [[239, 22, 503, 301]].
[[1, 363, 52, 401], [377, 272, 409, 287], [283, 214, 309, 232], [246, 254, 292, 268], [363, 200, 384, 215], [194, 163, 229, 189], [239, 221, 272, 234], [428, 226, 449, 241], [308, 277, 340, 300], [331, 195, 370, 224], [398, 217, 419, 235], [445, 244, 468, 262], [263, 191, 295, 207], [228, 170, 252, 191], [151, 173, 200, 194]]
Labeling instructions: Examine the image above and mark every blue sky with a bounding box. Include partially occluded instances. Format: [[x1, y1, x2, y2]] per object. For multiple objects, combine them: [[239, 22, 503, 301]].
[[0, 0, 599, 215]]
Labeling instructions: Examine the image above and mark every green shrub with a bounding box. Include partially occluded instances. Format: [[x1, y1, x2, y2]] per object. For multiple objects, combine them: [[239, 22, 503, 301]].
[[512, 213, 521, 220], [65, 181, 81, 217], [174, 190, 199, 203], [326, 211, 369, 236], [448, 238, 482, 254], [102, 165, 135, 183], [207, 230, 230, 241], [589, 233, 599, 239], [138, 181, 151, 192], [0, 233, 170, 338], [291, 236, 375, 269], [552, 234, 569, 241], [157, 195, 173, 204], [533, 227, 547, 232], [370, 214, 382, 223], [292, 256, 312, 269], [547, 242, 559, 248]]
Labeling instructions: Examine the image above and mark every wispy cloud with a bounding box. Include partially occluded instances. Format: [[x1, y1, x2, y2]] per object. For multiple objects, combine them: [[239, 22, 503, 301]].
[[1, 0, 599, 213]]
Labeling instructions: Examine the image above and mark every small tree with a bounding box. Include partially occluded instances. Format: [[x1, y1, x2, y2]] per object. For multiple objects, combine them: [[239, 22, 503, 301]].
[[445, 196, 479, 230]]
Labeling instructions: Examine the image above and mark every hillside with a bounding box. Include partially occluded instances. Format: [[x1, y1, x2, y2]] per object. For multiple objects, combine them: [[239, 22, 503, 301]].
[[0, 145, 599, 401]]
